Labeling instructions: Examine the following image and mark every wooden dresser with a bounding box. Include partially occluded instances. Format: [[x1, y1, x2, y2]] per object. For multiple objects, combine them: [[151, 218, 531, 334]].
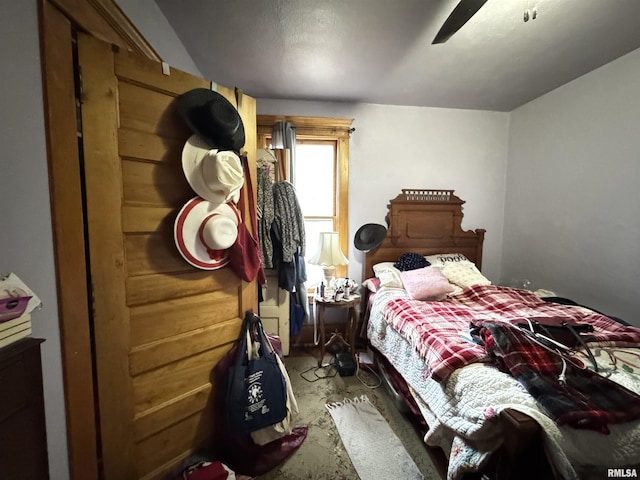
[[0, 338, 49, 479]]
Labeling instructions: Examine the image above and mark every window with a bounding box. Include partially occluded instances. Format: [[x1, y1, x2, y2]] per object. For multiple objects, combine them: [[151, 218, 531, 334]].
[[257, 115, 353, 288], [295, 140, 336, 286]]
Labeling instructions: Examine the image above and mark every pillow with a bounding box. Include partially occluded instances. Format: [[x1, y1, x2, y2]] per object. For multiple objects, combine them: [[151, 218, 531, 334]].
[[394, 252, 430, 271], [399, 266, 454, 300], [362, 277, 381, 293], [424, 252, 469, 268], [441, 261, 491, 289], [372, 262, 404, 289]]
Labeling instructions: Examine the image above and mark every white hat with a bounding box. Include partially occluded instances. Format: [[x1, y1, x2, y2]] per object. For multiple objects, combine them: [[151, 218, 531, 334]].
[[174, 197, 241, 270], [182, 134, 244, 204]]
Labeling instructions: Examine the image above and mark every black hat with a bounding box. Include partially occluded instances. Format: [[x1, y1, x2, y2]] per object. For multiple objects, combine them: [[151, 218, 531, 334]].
[[354, 223, 387, 251], [177, 88, 245, 152]]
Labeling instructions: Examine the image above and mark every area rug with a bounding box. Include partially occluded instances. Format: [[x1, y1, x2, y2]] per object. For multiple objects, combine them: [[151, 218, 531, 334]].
[[326, 394, 424, 480]]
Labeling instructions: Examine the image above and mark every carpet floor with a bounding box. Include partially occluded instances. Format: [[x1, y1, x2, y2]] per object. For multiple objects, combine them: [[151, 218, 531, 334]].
[[256, 349, 442, 480]]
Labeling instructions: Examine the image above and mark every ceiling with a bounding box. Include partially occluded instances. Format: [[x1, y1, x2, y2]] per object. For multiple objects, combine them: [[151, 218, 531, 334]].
[[155, 0, 640, 112]]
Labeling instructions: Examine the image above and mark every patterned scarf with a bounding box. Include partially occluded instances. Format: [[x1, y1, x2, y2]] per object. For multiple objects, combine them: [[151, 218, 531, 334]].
[[272, 181, 306, 263], [257, 167, 275, 268]]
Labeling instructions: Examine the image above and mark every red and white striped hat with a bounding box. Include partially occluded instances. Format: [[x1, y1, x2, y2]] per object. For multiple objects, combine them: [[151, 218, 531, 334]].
[[174, 197, 241, 270]]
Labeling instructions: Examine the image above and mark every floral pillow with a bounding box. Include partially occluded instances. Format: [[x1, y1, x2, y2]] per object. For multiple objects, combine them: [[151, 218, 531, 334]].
[[441, 261, 491, 289], [400, 266, 454, 301]]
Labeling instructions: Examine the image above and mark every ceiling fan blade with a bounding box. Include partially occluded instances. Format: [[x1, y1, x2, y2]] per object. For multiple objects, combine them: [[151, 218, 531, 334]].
[[432, 0, 489, 44]]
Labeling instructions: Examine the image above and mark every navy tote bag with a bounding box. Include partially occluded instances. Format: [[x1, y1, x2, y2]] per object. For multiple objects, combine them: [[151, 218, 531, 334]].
[[227, 311, 288, 435]]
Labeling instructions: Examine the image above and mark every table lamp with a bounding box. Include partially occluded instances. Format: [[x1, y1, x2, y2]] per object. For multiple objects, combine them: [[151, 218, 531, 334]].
[[309, 231, 349, 289]]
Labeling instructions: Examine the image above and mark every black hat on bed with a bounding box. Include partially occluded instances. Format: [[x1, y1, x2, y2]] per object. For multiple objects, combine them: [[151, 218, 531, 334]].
[[354, 223, 387, 251], [177, 88, 245, 152]]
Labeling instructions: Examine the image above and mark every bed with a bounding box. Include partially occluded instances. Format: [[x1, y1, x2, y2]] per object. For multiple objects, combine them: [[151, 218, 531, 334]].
[[361, 189, 640, 480]]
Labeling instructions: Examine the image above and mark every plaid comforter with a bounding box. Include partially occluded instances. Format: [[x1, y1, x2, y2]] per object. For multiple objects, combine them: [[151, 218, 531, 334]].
[[381, 285, 640, 382]]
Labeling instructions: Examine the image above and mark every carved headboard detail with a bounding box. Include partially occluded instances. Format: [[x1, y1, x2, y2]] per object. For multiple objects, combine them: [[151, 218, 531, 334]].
[[363, 189, 486, 279]]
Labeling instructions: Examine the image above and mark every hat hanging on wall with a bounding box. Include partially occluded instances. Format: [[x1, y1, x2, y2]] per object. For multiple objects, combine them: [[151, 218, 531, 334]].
[[177, 88, 245, 152], [354, 223, 387, 251], [182, 135, 244, 204], [174, 197, 241, 270]]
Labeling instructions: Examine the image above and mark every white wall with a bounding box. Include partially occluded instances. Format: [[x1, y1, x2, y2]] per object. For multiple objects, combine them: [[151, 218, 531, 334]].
[[258, 99, 510, 284], [0, 3, 68, 479], [504, 48, 640, 325], [115, 0, 202, 77]]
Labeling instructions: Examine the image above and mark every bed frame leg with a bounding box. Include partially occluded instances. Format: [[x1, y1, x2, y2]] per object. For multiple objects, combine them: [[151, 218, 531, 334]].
[[485, 409, 556, 480]]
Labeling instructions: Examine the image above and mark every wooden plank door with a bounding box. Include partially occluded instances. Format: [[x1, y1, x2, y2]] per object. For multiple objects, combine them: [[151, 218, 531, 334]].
[[77, 32, 257, 480]]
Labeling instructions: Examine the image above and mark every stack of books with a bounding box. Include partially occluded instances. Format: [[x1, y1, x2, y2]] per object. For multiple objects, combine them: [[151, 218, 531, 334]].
[[1, 272, 41, 349], [0, 313, 32, 348]]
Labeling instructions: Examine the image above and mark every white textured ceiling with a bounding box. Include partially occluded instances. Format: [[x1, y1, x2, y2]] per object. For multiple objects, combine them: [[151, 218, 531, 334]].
[[155, 0, 640, 111]]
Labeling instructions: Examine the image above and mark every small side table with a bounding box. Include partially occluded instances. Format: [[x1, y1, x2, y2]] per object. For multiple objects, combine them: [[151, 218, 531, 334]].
[[315, 294, 360, 367]]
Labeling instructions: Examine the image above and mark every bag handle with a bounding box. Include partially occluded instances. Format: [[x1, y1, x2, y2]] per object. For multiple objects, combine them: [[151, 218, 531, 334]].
[[235, 311, 275, 365], [234, 311, 255, 365], [247, 310, 276, 355]]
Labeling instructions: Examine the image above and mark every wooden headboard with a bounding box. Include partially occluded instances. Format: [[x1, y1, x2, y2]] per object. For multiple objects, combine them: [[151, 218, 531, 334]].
[[363, 189, 486, 279]]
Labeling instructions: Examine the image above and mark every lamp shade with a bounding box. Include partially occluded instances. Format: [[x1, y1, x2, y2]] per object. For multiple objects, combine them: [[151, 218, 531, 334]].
[[308, 232, 349, 267]]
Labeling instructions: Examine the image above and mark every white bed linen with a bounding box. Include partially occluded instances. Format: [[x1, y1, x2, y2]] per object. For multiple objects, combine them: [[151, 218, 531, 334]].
[[367, 286, 640, 480]]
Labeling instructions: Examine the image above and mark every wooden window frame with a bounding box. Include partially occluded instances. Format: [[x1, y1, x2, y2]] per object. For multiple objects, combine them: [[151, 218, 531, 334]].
[[257, 115, 353, 279]]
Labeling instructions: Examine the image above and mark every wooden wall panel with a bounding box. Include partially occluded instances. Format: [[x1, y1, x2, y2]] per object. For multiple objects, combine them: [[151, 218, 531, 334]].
[[122, 159, 192, 206], [124, 231, 187, 276], [132, 347, 228, 413], [49, 0, 160, 60], [115, 45, 200, 94], [39, 2, 252, 479], [122, 205, 173, 233], [119, 129, 184, 163], [133, 384, 210, 442], [125, 270, 240, 306], [78, 32, 257, 480], [135, 412, 211, 478], [79, 34, 134, 480], [118, 82, 185, 137], [38, 3, 100, 479], [130, 289, 239, 346], [129, 318, 239, 375]]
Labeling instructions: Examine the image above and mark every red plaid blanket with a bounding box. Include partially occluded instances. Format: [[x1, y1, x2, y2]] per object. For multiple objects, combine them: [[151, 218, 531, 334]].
[[381, 285, 640, 382]]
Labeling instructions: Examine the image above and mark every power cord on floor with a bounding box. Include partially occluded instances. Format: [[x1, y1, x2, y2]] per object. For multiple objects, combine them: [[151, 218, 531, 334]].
[[300, 360, 338, 382], [355, 352, 382, 389], [298, 351, 382, 389]]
